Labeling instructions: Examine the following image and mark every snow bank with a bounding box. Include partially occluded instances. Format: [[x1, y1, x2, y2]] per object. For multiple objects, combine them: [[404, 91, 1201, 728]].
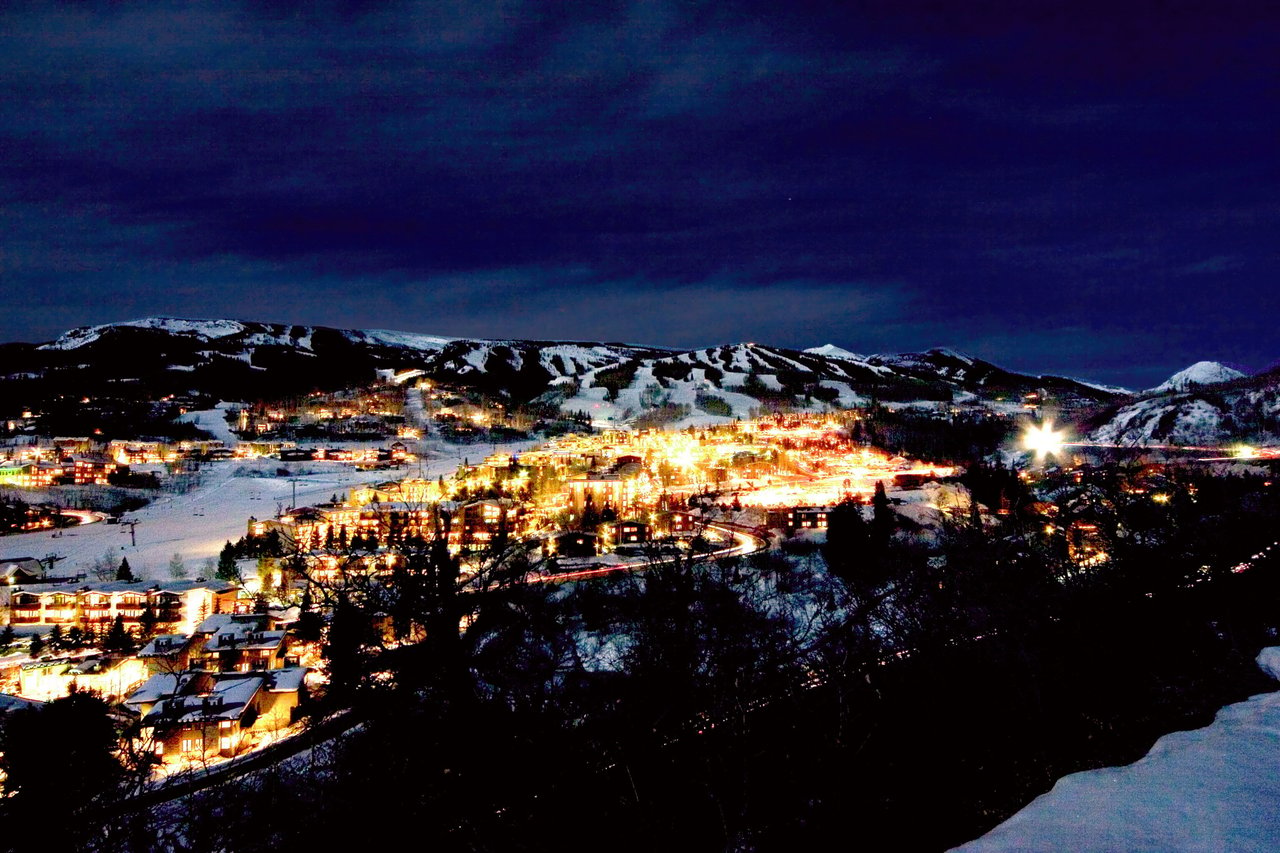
[[955, 647, 1280, 852], [1256, 646, 1280, 681]]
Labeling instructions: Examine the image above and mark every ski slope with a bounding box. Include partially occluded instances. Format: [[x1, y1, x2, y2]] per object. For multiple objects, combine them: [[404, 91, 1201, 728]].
[[0, 442, 534, 581]]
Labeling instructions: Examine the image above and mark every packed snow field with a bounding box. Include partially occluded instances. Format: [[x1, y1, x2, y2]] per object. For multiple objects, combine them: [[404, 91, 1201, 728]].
[[0, 440, 534, 584], [956, 647, 1280, 852]]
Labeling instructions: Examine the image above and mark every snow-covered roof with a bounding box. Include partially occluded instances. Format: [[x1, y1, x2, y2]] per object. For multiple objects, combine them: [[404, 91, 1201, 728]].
[[263, 667, 308, 693], [0, 560, 41, 579], [0, 693, 42, 714], [19, 579, 236, 596], [144, 676, 262, 725], [194, 612, 269, 636], [205, 629, 286, 653], [138, 634, 190, 656], [125, 672, 197, 708]]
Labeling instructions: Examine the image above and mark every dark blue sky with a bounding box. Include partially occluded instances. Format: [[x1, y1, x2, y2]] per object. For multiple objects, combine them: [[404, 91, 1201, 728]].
[[2, 1, 1277, 387]]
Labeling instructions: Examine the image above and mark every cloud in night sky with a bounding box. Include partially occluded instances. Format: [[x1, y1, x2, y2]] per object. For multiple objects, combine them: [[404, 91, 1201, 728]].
[[2, 0, 1278, 387]]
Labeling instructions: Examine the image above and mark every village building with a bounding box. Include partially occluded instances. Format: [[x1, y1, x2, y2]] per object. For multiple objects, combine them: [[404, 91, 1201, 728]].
[[17, 653, 148, 703], [4, 579, 239, 634], [139, 667, 308, 764], [255, 497, 523, 554], [188, 613, 291, 672], [138, 633, 194, 674], [567, 473, 634, 516], [1, 557, 44, 585], [607, 519, 652, 545], [551, 531, 600, 558], [0, 461, 66, 488]]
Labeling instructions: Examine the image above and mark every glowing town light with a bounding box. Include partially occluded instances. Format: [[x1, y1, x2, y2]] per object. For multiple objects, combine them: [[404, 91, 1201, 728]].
[[1234, 445, 1258, 460], [1022, 420, 1067, 461]]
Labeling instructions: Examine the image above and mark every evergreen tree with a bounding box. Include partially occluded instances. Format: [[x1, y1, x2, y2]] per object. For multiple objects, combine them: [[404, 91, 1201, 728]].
[[67, 626, 85, 650], [105, 616, 132, 653], [0, 624, 14, 649], [28, 633, 44, 658], [138, 604, 158, 640], [48, 624, 65, 651], [167, 552, 187, 579], [0, 690, 125, 849], [580, 493, 601, 531], [116, 557, 134, 582], [217, 541, 241, 582], [872, 480, 895, 546], [823, 498, 869, 583], [294, 586, 325, 644]]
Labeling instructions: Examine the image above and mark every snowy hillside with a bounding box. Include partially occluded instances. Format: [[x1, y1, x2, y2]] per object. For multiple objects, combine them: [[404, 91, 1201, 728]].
[[1090, 370, 1280, 447], [1092, 398, 1228, 446], [41, 317, 458, 355], [39, 318, 254, 350]]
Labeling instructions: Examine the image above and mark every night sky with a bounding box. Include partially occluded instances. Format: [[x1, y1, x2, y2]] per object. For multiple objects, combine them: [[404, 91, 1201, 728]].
[[3, 1, 1277, 387]]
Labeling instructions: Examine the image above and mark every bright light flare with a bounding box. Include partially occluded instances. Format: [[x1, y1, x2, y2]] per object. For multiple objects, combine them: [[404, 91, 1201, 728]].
[[1022, 420, 1067, 461]]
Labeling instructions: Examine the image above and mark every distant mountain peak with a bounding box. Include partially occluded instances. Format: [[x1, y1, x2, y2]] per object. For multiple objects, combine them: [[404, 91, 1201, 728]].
[[804, 344, 864, 361], [1148, 361, 1246, 394]]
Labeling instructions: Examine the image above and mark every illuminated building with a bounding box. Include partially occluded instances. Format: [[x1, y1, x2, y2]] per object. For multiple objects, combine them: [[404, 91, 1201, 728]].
[[17, 654, 148, 703], [138, 667, 307, 765], [607, 519, 651, 545], [567, 474, 634, 515], [5, 580, 239, 635]]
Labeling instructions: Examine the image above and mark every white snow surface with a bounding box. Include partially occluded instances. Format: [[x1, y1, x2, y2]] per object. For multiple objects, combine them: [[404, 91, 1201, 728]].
[[40, 318, 249, 350], [1072, 378, 1133, 396], [1092, 397, 1227, 446], [177, 403, 242, 445], [1149, 361, 1246, 395], [1258, 647, 1280, 681], [955, 646, 1280, 852], [348, 329, 456, 351], [804, 344, 864, 361], [38, 317, 460, 353]]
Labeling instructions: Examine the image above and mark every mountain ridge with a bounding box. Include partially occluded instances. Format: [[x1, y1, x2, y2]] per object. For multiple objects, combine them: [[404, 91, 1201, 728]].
[[0, 316, 1232, 435]]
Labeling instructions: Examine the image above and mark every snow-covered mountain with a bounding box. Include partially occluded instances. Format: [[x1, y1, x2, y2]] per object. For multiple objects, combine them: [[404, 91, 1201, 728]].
[[1090, 362, 1279, 447], [804, 344, 864, 361], [0, 318, 1127, 429], [1146, 361, 1246, 395]]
